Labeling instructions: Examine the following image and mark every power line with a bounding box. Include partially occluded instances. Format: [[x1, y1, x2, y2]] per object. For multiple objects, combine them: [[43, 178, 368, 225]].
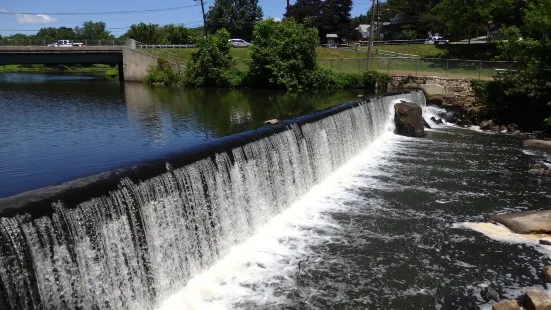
[[0, 5, 199, 16]]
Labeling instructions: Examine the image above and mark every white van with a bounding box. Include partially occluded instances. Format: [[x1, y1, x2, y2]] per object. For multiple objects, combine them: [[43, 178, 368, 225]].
[[48, 40, 84, 47], [229, 39, 251, 48]]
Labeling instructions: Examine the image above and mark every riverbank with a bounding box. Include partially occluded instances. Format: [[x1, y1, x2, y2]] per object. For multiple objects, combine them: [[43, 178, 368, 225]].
[[0, 64, 119, 77]]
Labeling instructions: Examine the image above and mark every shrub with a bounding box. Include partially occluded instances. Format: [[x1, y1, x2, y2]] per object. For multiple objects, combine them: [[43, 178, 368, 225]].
[[144, 57, 179, 85], [183, 29, 238, 87], [304, 67, 390, 91], [248, 19, 318, 89]]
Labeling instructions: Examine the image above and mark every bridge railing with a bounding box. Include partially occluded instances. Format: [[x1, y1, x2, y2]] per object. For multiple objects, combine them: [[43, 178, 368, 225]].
[[0, 39, 127, 46]]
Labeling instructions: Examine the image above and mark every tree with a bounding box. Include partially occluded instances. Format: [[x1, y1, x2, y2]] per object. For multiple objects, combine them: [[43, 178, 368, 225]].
[[74, 21, 114, 41], [163, 24, 199, 44], [206, 0, 263, 41], [184, 29, 241, 87], [248, 19, 318, 89], [485, 0, 551, 128], [36, 27, 75, 42], [432, 0, 513, 43], [285, 0, 352, 40], [125, 23, 167, 44]]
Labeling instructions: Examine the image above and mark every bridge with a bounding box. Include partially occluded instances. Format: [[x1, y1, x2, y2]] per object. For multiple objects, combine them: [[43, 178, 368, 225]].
[[0, 41, 158, 82]]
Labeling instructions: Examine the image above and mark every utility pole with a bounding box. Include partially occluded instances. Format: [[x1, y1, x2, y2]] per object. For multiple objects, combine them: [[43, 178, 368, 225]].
[[195, 0, 208, 38], [366, 0, 376, 70]]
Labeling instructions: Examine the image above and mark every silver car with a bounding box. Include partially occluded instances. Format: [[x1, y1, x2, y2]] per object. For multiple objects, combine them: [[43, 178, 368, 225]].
[[229, 39, 251, 48]]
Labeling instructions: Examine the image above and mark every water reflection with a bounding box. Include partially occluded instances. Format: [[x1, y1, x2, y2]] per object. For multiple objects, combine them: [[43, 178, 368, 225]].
[[0, 73, 364, 197], [125, 85, 364, 138]]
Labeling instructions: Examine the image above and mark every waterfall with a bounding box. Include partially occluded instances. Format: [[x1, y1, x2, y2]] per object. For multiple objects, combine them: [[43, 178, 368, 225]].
[[0, 91, 425, 310]]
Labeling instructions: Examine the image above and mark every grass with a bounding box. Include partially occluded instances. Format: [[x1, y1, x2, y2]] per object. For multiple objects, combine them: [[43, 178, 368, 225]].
[[145, 46, 511, 80], [0, 64, 114, 73], [317, 57, 509, 80], [372, 44, 447, 58]]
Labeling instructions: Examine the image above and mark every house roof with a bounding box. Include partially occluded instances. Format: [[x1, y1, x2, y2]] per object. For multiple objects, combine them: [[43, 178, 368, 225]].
[[326, 34, 338, 38], [356, 24, 371, 33]]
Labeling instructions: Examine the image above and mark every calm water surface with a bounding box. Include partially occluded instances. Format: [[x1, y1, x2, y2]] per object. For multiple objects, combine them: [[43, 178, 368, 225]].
[[0, 73, 363, 198]]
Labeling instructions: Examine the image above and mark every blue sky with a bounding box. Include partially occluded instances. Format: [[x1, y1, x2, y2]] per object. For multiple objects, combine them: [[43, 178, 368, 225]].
[[0, 0, 372, 37]]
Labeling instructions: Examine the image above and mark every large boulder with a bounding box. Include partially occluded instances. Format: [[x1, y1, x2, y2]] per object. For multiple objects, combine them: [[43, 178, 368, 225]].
[[394, 102, 425, 137], [524, 290, 551, 310], [489, 210, 551, 234], [544, 266, 551, 283], [493, 300, 520, 310], [525, 140, 551, 149]]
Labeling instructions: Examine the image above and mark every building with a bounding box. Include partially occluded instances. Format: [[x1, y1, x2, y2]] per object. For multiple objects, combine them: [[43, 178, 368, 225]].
[[326, 34, 338, 46], [355, 25, 372, 40]]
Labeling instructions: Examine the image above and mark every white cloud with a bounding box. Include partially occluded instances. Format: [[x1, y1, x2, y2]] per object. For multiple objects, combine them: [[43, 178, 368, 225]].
[[273, 18, 282, 22], [15, 13, 57, 24], [0, 8, 8, 13]]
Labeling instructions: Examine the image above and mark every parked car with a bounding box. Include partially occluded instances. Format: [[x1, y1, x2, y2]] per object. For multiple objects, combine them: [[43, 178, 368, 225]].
[[47, 40, 84, 47], [424, 36, 449, 45], [229, 39, 251, 48]]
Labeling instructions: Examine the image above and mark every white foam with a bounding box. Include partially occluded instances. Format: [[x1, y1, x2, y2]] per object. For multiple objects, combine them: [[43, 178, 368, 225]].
[[455, 222, 551, 259], [157, 133, 397, 310]]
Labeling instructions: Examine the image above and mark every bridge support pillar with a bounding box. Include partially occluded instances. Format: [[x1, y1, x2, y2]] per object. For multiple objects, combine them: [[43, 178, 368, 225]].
[[121, 47, 157, 82]]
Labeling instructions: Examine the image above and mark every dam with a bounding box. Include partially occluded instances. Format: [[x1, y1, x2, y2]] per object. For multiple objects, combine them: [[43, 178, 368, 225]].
[[1, 76, 550, 309]]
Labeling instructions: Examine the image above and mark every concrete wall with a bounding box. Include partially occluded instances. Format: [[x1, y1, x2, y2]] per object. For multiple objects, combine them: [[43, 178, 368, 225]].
[[121, 47, 158, 82]]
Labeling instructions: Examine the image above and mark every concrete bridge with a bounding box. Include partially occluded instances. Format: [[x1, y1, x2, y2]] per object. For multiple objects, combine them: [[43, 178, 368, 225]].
[[0, 42, 158, 81]]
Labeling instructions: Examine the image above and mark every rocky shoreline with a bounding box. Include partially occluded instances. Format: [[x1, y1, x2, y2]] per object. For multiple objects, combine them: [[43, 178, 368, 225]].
[[391, 99, 551, 309]]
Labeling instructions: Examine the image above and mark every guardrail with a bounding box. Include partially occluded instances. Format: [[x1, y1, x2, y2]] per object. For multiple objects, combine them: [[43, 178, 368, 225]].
[[0, 39, 127, 46], [136, 44, 196, 49]]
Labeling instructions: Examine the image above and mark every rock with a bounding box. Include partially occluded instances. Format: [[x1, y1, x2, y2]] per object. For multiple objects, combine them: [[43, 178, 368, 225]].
[[394, 102, 425, 137], [540, 240, 551, 246], [480, 120, 495, 130], [264, 119, 279, 125], [490, 126, 501, 132], [423, 118, 432, 129], [448, 86, 466, 92], [493, 300, 520, 310], [528, 169, 542, 175], [544, 170, 550, 176], [524, 289, 551, 310], [513, 130, 523, 136], [501, 169, 513, 176], [469, 106, 482, 121], [510, 123, 520, 132], [533, 164, 543, 170], [524, 140, 551, 149], [482, 286, 501, 302], [445, 111, 457, 123], [489, 210, 551, 234], [500, 125, 509, 133], [457, 118, 474, 127], [544, 266, 551, 283]]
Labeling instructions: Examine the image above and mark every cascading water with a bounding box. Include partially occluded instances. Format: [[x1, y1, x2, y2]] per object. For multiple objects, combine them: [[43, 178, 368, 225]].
[[0, 91, 425, 310]]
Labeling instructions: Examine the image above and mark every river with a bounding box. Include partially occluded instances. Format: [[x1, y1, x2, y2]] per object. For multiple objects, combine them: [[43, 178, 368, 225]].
[[0, 73, 361, 198], [0, 73, 550, 310]]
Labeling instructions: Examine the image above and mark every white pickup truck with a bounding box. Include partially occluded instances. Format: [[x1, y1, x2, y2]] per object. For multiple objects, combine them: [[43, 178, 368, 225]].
[[47, 40, 85, 47]]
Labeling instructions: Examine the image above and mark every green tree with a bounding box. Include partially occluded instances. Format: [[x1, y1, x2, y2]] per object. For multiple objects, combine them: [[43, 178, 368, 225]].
[[163, 24, 199, 44], [125, 23, 168, 44], [485, 0, 551, 128], [184, 29, 243, 87], [248, 19, 318, 89], [37, 27, 75, 42], [206, 0, 263, 41], [285, 0, 352, 40], [74, 21, 114, 41], [432, 0, 513, 43]]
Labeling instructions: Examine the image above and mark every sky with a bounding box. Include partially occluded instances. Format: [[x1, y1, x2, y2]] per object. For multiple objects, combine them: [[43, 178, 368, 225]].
[[0, 0, 373, 37]]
